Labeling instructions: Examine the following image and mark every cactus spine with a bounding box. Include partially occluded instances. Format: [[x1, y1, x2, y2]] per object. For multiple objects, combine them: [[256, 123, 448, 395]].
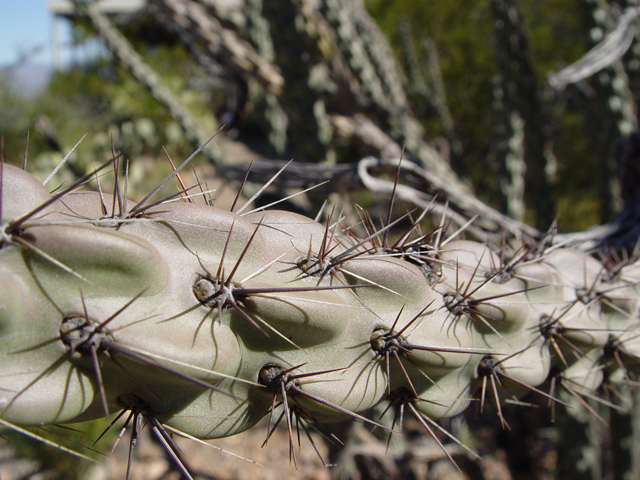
[[1, 155, 640, 475]]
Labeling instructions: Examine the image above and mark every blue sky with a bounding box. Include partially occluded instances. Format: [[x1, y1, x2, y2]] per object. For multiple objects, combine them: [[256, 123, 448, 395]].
[[0, 0, 68, 66]]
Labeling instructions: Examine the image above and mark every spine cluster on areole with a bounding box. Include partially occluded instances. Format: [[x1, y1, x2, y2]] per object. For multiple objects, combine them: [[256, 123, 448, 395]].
[[1, 159, 639, 475]]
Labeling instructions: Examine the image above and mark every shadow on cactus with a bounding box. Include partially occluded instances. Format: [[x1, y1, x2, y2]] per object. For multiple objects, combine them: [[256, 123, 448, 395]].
[[1, 136, 640, 479]]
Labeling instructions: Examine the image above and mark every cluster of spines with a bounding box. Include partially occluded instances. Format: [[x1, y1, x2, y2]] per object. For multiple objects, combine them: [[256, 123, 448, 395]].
[[1, 147, 640, 478]]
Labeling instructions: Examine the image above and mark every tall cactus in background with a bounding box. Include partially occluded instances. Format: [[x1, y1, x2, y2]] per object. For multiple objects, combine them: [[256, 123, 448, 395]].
[[579, 0, 636, 223], [491, 0, 556, 230], [2, 144, 640, 478]]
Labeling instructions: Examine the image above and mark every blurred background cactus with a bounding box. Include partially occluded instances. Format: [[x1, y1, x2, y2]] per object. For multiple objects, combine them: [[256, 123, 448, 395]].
[[3, 1, 640, 479]]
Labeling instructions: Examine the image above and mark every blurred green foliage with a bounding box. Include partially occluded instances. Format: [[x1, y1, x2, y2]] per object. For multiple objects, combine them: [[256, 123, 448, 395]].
[[1, 15, 219, 192], [0, 0, 627, 234], [366, 0, 609, 231]]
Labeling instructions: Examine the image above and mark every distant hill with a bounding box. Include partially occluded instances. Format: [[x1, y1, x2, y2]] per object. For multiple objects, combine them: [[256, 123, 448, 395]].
[[1, 62, 52, 97]]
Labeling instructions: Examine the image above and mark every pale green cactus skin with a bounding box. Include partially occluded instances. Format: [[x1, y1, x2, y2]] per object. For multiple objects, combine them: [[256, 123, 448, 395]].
[[1, 162, 640, 454]]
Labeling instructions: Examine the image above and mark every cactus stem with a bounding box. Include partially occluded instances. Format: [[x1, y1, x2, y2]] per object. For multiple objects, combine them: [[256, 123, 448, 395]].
[[353, 202, 437, 262], [12, 235, 99, 287], [108, 394, 195, 480], [371, 302, 491, 396], [603, 337, 635, 388], [538, 312, 588, 365], [60, 291, 244, 402], [259, 363, 393, 431], [262, 396, 335, 468], [380, 386, 481, 470], [326, 210, 418, 275], [11, 158, 117, 234], [2, 355, 71, 418], [485, 240, 532, 284], [6, 133, 640, 475], [104, 340, 243, 400], [79, 291, 110, 418], [0, 158, 115, 251], [395, 205, 437, 250], [549, 373, 609, 426], [260, 363, 331, 468], [93, 152, 129, 223], [477, 357, 510, 429], [444, 260, 533, 342], [125, 183, 205, 220], [193, 219, 277, 337], [480, 351, 569, 424], [129, 126, 223, 218], [599, 245, 640, 282], [296, 210, 344, 279]]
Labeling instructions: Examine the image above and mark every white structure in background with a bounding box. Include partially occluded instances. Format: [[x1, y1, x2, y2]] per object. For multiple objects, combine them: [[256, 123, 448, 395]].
[[47, 0, 146, 69]]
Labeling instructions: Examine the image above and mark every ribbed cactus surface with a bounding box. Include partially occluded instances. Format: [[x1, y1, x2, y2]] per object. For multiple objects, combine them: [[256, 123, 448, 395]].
[[1, 161, 640, 473]]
